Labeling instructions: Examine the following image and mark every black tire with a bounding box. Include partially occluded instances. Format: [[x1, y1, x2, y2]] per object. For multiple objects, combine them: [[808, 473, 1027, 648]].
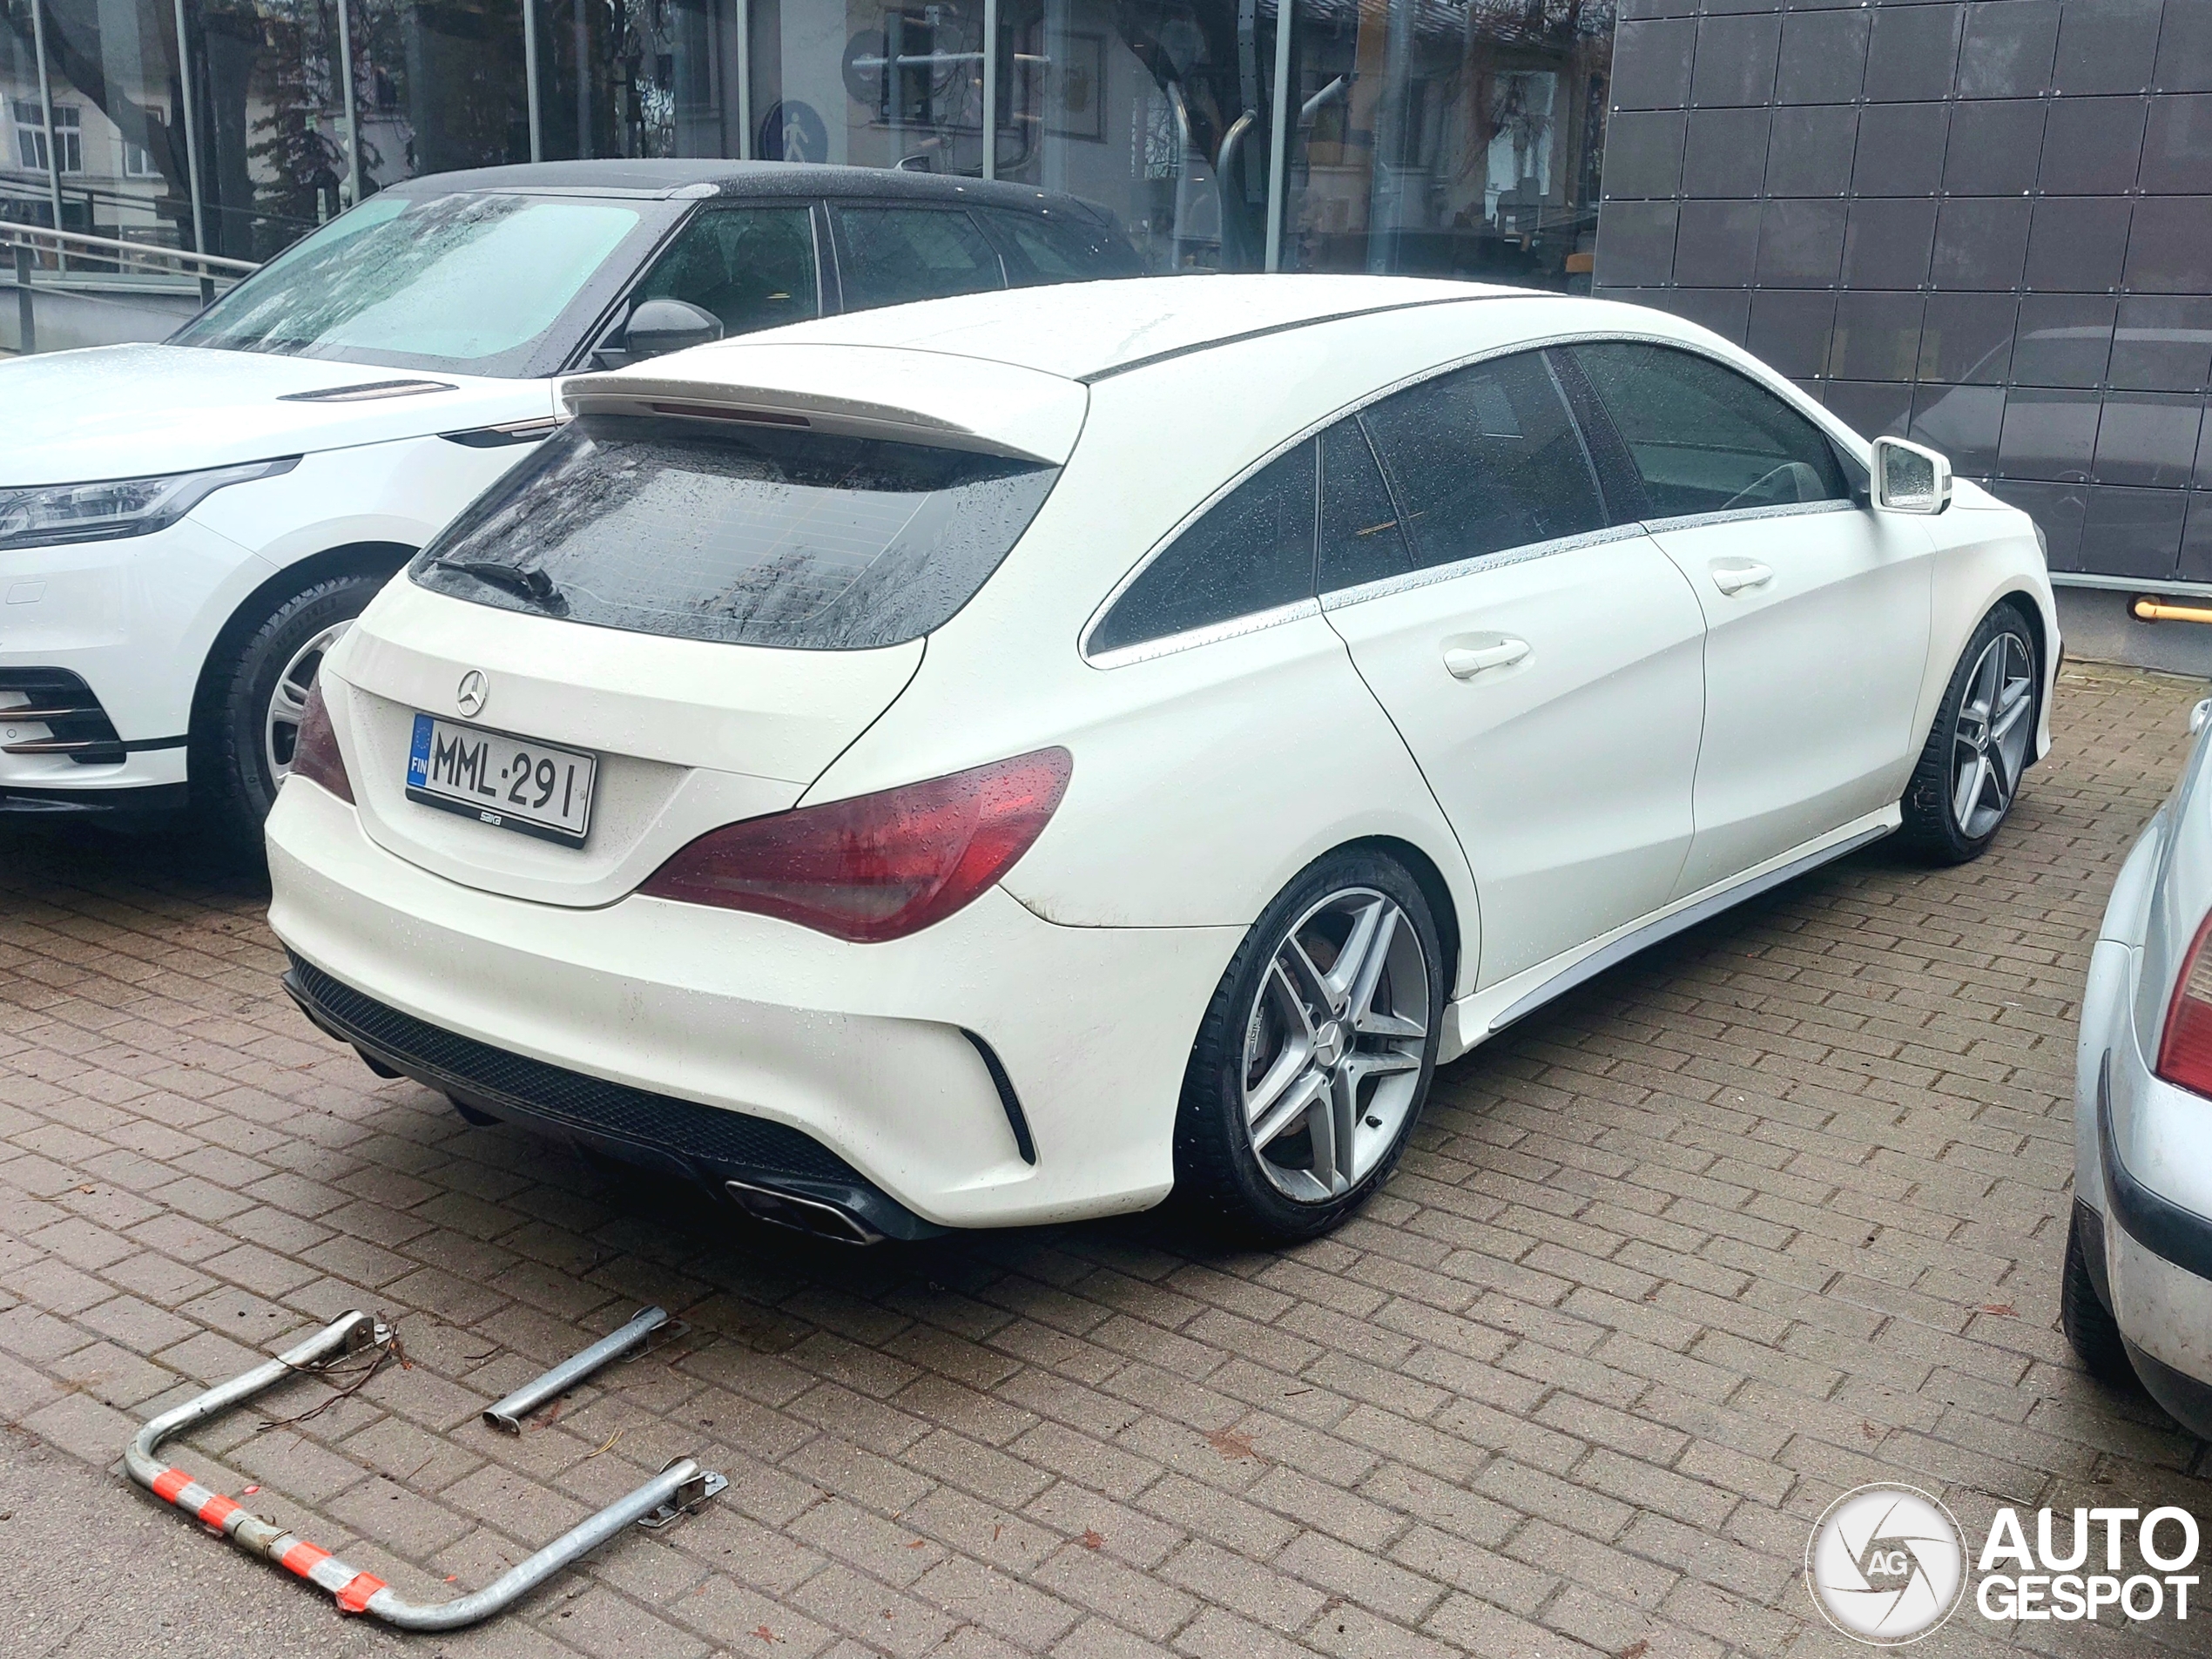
[[194, 570, 388, 847], [1173, 847, 1446, 1243], [2061, 1206, 2136, 1389], [1898, 603, 2038, 865]]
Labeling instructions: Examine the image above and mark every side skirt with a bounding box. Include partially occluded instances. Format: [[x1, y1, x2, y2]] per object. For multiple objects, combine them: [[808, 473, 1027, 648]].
[[1439, 807, 1899, 1059]]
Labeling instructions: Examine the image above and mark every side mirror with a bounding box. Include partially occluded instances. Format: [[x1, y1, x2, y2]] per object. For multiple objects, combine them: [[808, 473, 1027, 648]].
[[623, 298, 725, 361], [1870, 435, 1952, 515]]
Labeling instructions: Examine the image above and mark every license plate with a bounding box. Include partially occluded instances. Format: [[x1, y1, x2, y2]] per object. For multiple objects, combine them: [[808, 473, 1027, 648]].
[[406, 713, 596, 844]]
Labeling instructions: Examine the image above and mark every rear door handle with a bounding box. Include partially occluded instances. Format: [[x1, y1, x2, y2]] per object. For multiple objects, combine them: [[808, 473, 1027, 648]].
[[1442, 637, 1531, 679], [1711, 560, 1773, 596]]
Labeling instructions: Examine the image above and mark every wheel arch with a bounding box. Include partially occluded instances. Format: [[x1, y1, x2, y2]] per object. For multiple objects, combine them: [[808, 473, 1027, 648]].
[[1340, 833, 1466, 1005], [187, 541, 415, 751], [1994, 581, 2048, 678]]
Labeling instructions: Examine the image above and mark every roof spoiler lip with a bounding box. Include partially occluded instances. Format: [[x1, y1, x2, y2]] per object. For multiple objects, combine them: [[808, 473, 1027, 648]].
[[559, 370, 1072, 465]]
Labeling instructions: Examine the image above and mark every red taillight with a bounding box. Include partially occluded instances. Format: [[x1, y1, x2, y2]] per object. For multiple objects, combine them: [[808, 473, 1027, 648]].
[[2157, 913, 2212, 1097], [638, 748, 1072, 942], [289, 678, 354, 804]]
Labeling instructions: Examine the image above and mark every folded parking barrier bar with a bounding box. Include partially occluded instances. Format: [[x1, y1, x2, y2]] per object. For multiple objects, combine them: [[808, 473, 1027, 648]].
[[483, 1305, 669, 1433], [125, 1310, 725, 1631]]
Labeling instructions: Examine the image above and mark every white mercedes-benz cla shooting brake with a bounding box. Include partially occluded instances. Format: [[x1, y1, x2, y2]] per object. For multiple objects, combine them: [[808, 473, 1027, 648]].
[[267, 275, 2059, 1243]]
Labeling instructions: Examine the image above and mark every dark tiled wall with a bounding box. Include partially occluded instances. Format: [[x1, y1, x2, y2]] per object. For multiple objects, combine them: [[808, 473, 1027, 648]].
[[1593, 0, 2212, 581]]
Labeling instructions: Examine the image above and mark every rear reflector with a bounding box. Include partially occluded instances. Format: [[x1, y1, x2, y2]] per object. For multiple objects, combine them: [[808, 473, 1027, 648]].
[[290, 679, 354, 805], [638, 749, 1071, 942], [2157, 912, 2212, 1098]]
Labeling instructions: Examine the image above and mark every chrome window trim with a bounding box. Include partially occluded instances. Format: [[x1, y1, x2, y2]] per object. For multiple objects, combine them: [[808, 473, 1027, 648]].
[[1318, 522, 1651, 613], [1639, 498, 1859, 536], [1078, 324, 1863, 670], [1082, 597, 1323, 670]]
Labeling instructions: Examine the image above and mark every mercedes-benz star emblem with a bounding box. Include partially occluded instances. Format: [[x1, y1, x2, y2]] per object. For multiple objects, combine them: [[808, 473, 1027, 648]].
[[455, 669, 489, 718]]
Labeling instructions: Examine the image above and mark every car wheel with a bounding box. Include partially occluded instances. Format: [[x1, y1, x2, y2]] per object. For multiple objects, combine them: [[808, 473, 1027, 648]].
[[1173, 848, 1446, 1241], [1898, 604, 2036, 864], [199, 571, 388, 845], [2060, 1206, 2136, 1389]]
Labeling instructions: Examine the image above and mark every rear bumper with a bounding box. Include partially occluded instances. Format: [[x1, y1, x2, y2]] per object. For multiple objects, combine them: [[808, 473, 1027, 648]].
[[283, 955, 941, 1240], [266, 777, 1238, 1228]]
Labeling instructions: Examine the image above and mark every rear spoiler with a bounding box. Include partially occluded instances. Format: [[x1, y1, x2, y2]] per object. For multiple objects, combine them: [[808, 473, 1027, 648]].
[[560, 343, 1087, 465]]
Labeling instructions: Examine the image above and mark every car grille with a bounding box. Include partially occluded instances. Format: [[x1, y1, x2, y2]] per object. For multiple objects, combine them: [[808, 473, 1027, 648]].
[[285, 955, 862, 1185], [0, 670, 125, 765]]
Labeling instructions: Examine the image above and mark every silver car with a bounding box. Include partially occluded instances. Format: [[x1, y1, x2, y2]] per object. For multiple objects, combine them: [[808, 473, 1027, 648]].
[[2070, 693, 2212, 1433]]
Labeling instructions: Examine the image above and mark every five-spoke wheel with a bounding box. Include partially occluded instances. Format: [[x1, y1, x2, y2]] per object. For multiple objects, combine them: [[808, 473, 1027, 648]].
[[1901, 604, 2038, 863], [1949, 631, 2033, 842], [1177, 849, 1445, 1239], [1241, 888, 1430, 1204]]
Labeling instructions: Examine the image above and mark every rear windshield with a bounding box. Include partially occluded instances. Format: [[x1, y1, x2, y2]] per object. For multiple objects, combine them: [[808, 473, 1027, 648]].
[[408, 416, 1060, 650]]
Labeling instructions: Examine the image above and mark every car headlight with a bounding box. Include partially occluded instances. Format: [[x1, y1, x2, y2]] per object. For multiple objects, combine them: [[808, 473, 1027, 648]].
[[0, 456, 298, 551]]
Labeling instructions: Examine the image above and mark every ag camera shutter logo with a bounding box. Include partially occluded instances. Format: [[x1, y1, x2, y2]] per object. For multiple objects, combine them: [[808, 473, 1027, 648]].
[[1805, 1486, 1967, 1645]]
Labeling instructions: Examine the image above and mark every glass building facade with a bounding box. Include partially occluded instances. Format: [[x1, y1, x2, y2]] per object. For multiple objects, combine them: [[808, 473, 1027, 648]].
[[1, 0, 1615, 277]]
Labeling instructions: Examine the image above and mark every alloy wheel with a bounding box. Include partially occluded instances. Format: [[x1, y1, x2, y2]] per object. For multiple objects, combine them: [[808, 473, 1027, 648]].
[[263, 620, 351, 786], [1239, 887, 1430, 1204], [1951, 631, 2033, 840]]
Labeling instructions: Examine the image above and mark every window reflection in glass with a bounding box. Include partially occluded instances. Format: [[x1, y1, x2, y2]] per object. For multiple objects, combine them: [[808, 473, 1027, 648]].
[[3, 0, 191, 253], [997, 0, 1277, 270], [1283, 0, 1612, 289], [748, 0, 988, 174]]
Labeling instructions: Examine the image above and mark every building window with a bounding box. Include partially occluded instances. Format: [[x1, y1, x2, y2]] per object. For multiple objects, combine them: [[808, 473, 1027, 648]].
[[123, 112, 165, 179], [14, 101, 82, 174]]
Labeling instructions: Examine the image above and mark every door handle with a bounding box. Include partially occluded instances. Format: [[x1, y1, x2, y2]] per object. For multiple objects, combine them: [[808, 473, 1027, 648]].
[[1710, 560, 1773, 596], [1442, 637, 1531, 679]]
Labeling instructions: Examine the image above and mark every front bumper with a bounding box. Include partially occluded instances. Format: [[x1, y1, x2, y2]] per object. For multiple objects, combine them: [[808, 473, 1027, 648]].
[[0, 515, 272, 799], [266, 778, 1239, 1229]]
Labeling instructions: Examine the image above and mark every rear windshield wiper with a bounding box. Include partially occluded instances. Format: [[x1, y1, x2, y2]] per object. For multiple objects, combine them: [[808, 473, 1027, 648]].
[[432, 555, 566, 610]]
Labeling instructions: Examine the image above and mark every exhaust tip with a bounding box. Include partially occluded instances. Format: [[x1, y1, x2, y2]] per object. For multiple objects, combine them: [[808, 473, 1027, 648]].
[[725, 1177, 884, 1245]]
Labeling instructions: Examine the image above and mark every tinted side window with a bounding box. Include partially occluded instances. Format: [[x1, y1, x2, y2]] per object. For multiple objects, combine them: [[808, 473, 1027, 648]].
[[1569, 341, 1851, 518], [833, 206, 1003, 310], [1359, 350, 1605, 571], [1089, 442, 1318, 655], [982, 208, 1143, 284], [631, 205, 819, 338], [1319, 418, 1411, 593]]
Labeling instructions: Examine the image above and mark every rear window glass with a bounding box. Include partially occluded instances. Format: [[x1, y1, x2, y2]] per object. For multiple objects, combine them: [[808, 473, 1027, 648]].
[[409, 416, 1059, 651]]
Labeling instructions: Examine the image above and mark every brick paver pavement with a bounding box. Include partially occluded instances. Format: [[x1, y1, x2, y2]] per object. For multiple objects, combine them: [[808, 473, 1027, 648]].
[[1, 664, 2209, 1659]]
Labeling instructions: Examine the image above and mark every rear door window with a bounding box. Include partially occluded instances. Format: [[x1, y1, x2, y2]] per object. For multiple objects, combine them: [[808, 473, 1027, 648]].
[[981, 208, 1144, 284], [410, 416, 1058, 651], [1318, 418, 1411, 594], [831, 206, 1004, 310], [627, 205, 820, 339], [1088, 442, 1318, 656], [1568, 341, 1851, 518], [1358, 350, 1607, 571]]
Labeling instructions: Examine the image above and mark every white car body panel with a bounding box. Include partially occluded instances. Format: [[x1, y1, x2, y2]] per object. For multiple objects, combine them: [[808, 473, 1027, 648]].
[[265, 274, 2060, 1228], [1650, 502, 1936, 895], [1325, 530, 1706, 988]]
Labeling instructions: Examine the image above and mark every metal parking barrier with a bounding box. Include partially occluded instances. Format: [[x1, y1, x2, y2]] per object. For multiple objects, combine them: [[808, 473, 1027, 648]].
[[125, 1309, 725, 1631], [483, 1305, 669, 1433]]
